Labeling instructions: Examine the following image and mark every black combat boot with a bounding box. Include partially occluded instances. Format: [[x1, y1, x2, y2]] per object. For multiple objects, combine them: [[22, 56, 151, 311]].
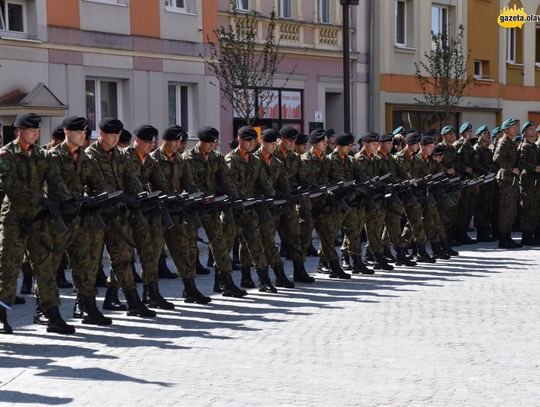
[[395, 247, 417, 267], [196, 252, 211, 275], [183, 278, 212, 304], [352, 254, 374, 274], [364, 249, 375, 264], [498, 234, 522, 249], [103, 284, 127, 311], [220, 272, 248, 297], [213, 269, 223, 293], [521, 232, 540, 246], [456, 232, 475, 245], [383, 246, 397, 263], [256, 268, 278, 293], [341, 255, 352, 271], [80, 296, 113, 326], [123, 288, 157, 317], [145, 281, 175, 309], [328, 260, 351, 279], [159, 251, 178, 279], [431, 242, 451, 260], [240, 266, 256, 289], [441, 239, 459, 256], [73, 295, 83, 318], [95, 263, 108, 288], [20, 261, 33, 294], [373, 253, 394, 271], [131, 261, 142, 283], [0, 307, 12, 334], [416, 244, 436, 263], [45, 307, 76, 334], [33, 302, 49, 325], [293, 260, 315, 283], [273, 264, 295, 288], [476, 229, 497, 242], [317, 259, 331, 274]]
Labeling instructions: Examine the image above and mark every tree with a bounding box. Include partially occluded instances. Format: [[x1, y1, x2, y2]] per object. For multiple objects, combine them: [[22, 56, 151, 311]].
[[205, 2, 292, 127], [414, 25, 472, 127]]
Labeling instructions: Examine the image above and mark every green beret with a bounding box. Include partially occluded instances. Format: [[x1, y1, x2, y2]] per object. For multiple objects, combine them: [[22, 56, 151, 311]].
[[392, 126, 405, 135], [501, 118, 517, 130], [441, 125, 454, 135], [491, 127, 501, 137], [459, 122, 472, 135], [514, 134, 523, 142], [521, 120, 534, 134], [536, 125, 540, 132], [13, 113, 41, 129], [475, 125, 489, 136]]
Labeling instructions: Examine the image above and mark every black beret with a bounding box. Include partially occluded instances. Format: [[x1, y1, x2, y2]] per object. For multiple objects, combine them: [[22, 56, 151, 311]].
[[324, 128, 336, 137], [163, 125, 187, 141], [433, 144, 445, 155], [404, 132, 421, 144], [52, 125, 65, 140], [378, 133, 393, 142], [197, 126, 219, 142], [238, 126, 258, 141], [279, 126, 300, 140], [361, 132, 379, 143], [85, 127, 92, 140], [295, 134, 309, 145], [426, 128, 437, 137], [262, 129, 279, 143], [335, 132, 355, 146], [134, 125, 158, 142], [99, 117, 123, 133], [309, 129, 326, 144], [62, 116, 88, 132], [421, 135, 435, 145], [13, 113, 41, 129], [119, 129, 132, 144]]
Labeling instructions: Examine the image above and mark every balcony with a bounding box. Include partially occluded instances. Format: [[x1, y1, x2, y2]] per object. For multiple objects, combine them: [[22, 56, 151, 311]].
[[277, 21, 301, 44], [316, 26, 341, 49]]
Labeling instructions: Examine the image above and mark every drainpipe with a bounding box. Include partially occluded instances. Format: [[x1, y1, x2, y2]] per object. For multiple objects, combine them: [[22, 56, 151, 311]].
[[367, 0, 374, 132]]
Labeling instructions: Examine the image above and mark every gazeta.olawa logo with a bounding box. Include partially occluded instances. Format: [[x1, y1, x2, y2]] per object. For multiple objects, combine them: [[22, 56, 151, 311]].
[[497, 5, 540, 28]]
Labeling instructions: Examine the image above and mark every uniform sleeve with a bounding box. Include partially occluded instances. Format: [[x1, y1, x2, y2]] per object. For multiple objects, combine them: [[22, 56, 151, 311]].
[[44, 153, 74, 202], [180, 159, 199, 194], [219, 154, 240, 198], [123, 155, 144, 195], [275, 162, 291, 195], [493, 140, 515, 171], [148, 160, 170, 194], [0, 150, 42, 206], [474, 148, 491, 175], [84, 159, 107, 196], [517, 144, 537, 172]]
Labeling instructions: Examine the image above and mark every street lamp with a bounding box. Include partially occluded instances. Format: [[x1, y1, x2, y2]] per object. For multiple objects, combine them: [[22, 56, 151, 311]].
[[340, 0, 358, 133]]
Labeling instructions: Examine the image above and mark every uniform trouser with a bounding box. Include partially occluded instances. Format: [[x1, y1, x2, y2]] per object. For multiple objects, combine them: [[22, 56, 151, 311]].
[[422, 203, 446, 243], [0, 216, 59, 310], [132, 213, 162, 285], [402, 200, 427, 245], [498, 177, 520, 235], [520, 183, 540, 234], [240, 213, 282, 268], [198, 211, 233, 274], [382, 211, 405, 249], [454, 186, 476, 235], [298, 207, 314, 257], [339, 206, 366, 257], [440, 192, 459, 234], [175, 220, 198, 279], [312, 208, 341, 262], [277, 205, 305, 262], [223, 208, 268, 270], [474, 183, 495, 233], [88, 217, 136, 291], [365, 204, 385, 254]]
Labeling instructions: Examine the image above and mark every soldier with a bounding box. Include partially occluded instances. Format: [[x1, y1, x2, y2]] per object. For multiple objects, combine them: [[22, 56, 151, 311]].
[[354, 132, 393, 270], [391, 126, 406, 153], [274, 126, 315, 283], [117, 129, 132, 149], [394, 133, 437, 263], [516, 121, 540, 246], [301, 129, 350, 279], [329, 132, 373, 274], [224, 126, 279, 292], [493, 118, 521, 248], [294, 134, 310, 155], [44, 125, 65, 150], [182, 126, 247, 298], [150, 125, 211, 303], [453, 122, 477, 244], [0, 113, 74, 334], [324, 128, 336, 155], [473, 125, 498, 242], [85, 118, 156, 317], [47, 116, 112, 326], [123, 125, 176, 308]]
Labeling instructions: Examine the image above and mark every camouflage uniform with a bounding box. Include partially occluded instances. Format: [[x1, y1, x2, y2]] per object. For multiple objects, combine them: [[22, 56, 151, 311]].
[[0, 140, 71, 310], [474, 142, 498, 236], [453, 137, 478, 238], [516, 138, 540, 235], [436, 142, 459, 234]]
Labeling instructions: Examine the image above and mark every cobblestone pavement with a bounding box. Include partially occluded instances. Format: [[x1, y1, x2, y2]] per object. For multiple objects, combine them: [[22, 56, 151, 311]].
[[1, 239, 540, 406]]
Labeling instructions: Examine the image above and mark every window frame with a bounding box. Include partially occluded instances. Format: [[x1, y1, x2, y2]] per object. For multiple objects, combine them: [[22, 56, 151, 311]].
[[168, 82, 195, 139], [318, 0, 331, 24], [0, 0, 27, 35], [473, 60, 482, 79], [507, 27, 516, 63], [431, 4, 448, 50], [85, 78, 123, 138], [395, 0, 406, 46], [235, 0, 249, 12], [81, 0, 129, 6], [536, 25, 540, 65], [278, 0, 292, 19]]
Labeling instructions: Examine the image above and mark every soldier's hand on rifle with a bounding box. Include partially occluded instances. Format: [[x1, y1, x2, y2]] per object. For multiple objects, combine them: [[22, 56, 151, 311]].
[[535, 166, 540, 173], [465, 167, 474, 175], [512, 167, 520, 175], [39, 197, 60, 218], [447, 168, 456, 176], [124, 195, 141, 209]]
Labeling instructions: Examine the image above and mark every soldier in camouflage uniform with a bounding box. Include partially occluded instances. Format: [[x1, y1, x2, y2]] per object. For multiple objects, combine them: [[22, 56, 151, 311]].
[[473, 125, 498, 242], [123, 125, 175, 309], [453, 122, 477, 244], [224, 126, 280, 292], [0, 113, 74, 334], [274, 127, 315, 283], [150, 125, 211, 303], [493, 118, 522, 248], [394, 133, 437, 263], [182, 126, 247, 298], [85, 118, 156, 317], [516, 121, 540, 246], [301, 129, 350, 279]]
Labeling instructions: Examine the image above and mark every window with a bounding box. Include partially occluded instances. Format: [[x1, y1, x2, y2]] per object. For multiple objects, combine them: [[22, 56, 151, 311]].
[[82, 0, 129, 6], [473, 60, 490, 80], [168, 83, 193, 134], [395, 0, 406, 46], [535, 25, 540, 64], [318, 0, 330, 24], [473, 60, 482, 78], [85, 79, 121, 134], [278, 0, 291, 19], [507, 27, 516, 63], [169, 0, 186, 11], [235, 0, 249, 11], [0, 0, 26, 33], [431, 4, 448, 49]]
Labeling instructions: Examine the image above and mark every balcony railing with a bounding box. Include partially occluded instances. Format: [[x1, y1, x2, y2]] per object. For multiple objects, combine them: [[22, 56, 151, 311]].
[[278, 22, 300, 43]]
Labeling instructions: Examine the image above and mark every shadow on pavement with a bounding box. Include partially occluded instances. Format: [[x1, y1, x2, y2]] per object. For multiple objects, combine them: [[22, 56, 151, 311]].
[[0, 390, 73, 405]]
